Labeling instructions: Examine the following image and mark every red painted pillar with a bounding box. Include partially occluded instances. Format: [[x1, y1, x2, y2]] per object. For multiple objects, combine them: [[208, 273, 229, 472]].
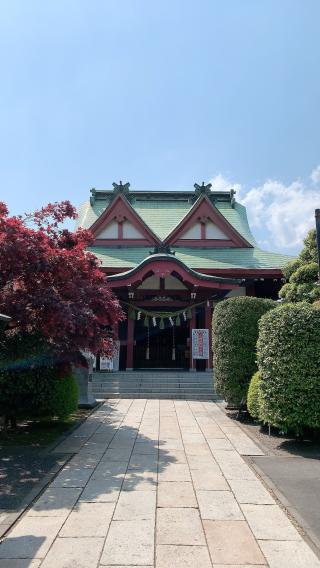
[[246, 283, 256, 297], [126, 317, 134, 371], [205, 303, 212, 372], [189, 308, 197, 372]]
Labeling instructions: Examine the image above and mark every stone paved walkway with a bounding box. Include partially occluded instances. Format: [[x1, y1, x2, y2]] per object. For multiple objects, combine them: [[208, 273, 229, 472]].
[[0, 398, 320, 568]]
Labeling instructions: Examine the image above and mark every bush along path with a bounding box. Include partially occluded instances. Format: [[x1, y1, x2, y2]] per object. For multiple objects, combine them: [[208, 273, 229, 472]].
[[212, 296, 275, 406], [0, 398, 320, 568]]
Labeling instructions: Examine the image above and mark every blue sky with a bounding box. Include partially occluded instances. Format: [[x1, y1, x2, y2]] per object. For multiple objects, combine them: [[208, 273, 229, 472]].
[[0, 1, 319, 253]]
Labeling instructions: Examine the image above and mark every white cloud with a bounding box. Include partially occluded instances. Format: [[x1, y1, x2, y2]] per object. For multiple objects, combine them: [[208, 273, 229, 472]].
[[311, 165, 320, 185], [209, 173, 242, 195], [209, 167, 320, 252], [241, 173, 320, 250]]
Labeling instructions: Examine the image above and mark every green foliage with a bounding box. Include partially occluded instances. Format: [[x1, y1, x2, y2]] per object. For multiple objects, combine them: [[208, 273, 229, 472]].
[[290, 262, 318, 284], [299, 229, 318, 263], [212, 297, 275, 405], [279, 229, 320, 303], [46, 374, 79, 419], [0, 333, 79, 420], [282, 259, 301, 281], [257, 303, 320, 433], [247, 371, 262, 420]]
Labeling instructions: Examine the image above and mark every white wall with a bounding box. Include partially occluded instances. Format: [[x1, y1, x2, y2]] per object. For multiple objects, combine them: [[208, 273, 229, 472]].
[[97, 220, 118, 238], [122, 220, 144, 239], [206, 220, 228, 239]]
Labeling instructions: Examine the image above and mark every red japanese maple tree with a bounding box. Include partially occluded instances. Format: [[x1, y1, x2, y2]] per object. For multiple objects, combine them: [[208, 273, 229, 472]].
[[0, 201, 124, 358]]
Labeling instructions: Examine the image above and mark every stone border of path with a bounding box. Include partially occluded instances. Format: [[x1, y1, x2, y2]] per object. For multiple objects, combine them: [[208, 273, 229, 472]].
[[0, 403, 103, 538], [217, 402, 320, 561]]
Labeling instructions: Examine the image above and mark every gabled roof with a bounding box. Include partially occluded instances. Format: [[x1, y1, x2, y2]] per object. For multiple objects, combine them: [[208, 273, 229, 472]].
[[163, 195, 252, 247], [89, 193, 160, 245], [77, 188, 258, 245]]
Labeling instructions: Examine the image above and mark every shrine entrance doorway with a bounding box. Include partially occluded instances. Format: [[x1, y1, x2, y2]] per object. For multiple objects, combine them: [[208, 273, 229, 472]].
[[133, 314, 189, 370]]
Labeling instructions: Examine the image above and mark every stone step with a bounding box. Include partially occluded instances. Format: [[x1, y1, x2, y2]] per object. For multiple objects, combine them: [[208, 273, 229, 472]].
[[94, 393, 219, 400], [92, 381, 213, 387]]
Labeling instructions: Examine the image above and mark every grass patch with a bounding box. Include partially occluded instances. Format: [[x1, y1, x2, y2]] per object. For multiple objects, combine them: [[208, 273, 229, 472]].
[[0, 409, 89, 448]]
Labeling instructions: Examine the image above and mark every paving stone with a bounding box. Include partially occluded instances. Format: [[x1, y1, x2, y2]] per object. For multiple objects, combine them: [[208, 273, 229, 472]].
[[157, 507, 206, 545], [157, 481, 197, 507], [59, 502, 115, 537], [156, 544, 212, 568], [242, 503, 301, 540], [203, 520, 266, 565], [128, 454, 158, 471], [221, 427, 264, 456], [197, 490, 244, 520], [113, 490, 156, 520], [92, 460, 128, 478], [51, 466, 93, 488], [28, 488, 81, 517], [207, 437, 234, 450], [79, 479, 122, 502], [187, 454, 221, 472], [199, 427, 226, 439], [102, 448, 132, 461], [184, 442, 212, 456], [212, 565, 264, 567], [100, 520, 154, 565], [133, 442, 158, 455], [67, 454, 101, 469], [158, 449, 187, 463], [191, 469, 229, 491], [123, 470, 157, 491], [259, 539, 320, 568], [228, 479, 275, 505], [158, 439, 184, 451], [212, 450, 257, 480], [0, 561, 41, 568], [40, 536, 104, 568], [158, 463, 191, 482], [0, 516, 64, 559], [181, 433, 206, 443]]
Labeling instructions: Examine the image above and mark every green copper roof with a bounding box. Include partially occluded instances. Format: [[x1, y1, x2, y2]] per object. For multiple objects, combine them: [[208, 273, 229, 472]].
[[79, 188, 293, 271], [87, 246, 293, 270], [77, 193, 257, 245]]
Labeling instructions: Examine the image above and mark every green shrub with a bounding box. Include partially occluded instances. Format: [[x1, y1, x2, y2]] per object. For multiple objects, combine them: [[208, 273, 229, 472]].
[[0, 333, 79, 420], [290, 262, 318, 285], [247, 371, 262, 420], [212, 296, 275, 405], [279, 229, 319, 303], [0, 368, 79, 420], [257, 303, 320, 433], [49, 374, 79, 419]]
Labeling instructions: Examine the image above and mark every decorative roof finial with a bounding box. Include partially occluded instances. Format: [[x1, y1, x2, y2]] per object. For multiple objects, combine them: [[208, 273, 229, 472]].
[[194, 182, 212, 196], [112, 181, 130, 195]]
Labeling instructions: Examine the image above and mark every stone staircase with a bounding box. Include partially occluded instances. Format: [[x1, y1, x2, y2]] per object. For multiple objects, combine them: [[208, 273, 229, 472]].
[[92, 370, 218, 400]]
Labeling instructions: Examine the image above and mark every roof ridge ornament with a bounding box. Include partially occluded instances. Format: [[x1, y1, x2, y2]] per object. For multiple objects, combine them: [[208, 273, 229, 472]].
[[149, 245, 175, 256], [112, 181, 130, 195], [194, 182, 212, 197]]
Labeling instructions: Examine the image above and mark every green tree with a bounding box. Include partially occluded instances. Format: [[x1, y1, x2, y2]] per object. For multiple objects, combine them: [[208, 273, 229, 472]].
[[279, 229, 320, 303]]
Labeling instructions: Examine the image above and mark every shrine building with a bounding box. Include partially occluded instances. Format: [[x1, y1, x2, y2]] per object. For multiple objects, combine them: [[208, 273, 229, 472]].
[[77, 181, 292, 373]]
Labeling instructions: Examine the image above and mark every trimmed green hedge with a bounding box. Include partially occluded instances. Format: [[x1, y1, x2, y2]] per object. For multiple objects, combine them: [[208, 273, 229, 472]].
[[0, 333, 79, 420], [212, 296, 275, 405], [247, 371, 262, 420], [257, 303, 320, 433], [0, 368, 79, 420]]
